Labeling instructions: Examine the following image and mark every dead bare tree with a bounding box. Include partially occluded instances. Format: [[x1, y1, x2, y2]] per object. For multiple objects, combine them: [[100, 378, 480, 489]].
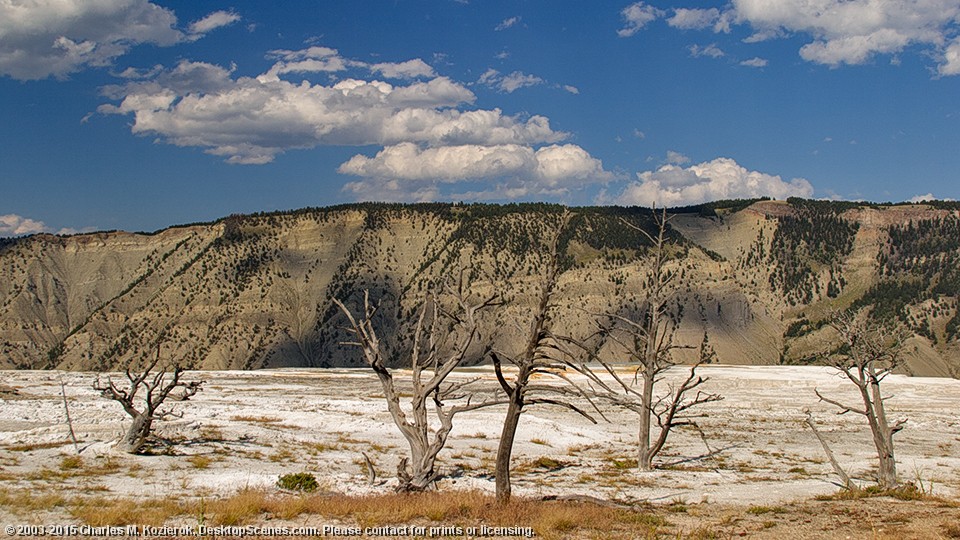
[[813, 309, 908, 489], [59, 372, 80, 454], [491, 210, 604, 503], [93, 341, 203, 454], [598, 207, 722, 471], [334, 271, 502, 492]]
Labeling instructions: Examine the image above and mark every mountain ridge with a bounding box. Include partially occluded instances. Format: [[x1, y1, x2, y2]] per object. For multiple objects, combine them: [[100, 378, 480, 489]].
[[2, 199, 958, 376]]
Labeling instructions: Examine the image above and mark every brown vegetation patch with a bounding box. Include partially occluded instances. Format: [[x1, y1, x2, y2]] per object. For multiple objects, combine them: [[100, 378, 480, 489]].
[[1, 486, 958, 539]]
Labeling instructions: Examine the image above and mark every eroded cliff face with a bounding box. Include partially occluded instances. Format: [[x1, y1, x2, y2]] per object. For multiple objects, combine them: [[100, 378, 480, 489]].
[[1, 201, 957, 376]]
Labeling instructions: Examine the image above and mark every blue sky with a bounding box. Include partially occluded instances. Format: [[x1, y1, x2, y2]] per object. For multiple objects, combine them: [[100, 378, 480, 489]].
[[2, 0, 959, 235]]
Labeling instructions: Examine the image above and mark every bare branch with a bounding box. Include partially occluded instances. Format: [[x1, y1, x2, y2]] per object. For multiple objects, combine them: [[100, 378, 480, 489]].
[[815, 388, 867, 416], [525, 398, 598, 424], [804, 412, 855, 491]]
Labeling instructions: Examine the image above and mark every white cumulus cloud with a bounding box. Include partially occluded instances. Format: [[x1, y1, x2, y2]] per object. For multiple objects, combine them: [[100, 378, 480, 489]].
[[339, 142, 609, 183], [369, 59, 436, 79], [338, 142, 612, 201], [339, 143, 537, 181], [0, 214, 90, 236], [618, 2, 662, 37], [0, 0, 236, 80], [728, 0, 960, 71], [99, 52, 567, 165], [940, 37, 960, 76], [495, 16, 521, 31], [666, 150, 690, 165], [907, 193, 954, 203], [689, 43, 725, 58], [261, 47, 348, 79], [668, 8, 720, 30], [616, 157, 815, 207], [187, 10, 240, 36], [478, 68, 544, 93], [740, 57, 768, 67], [0, 214, 49, 236]]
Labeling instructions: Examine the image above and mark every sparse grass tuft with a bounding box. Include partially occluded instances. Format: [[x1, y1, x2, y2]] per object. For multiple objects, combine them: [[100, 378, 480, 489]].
[[815, 483, 945, 502], [303, 442, 341, 454], [521, 456, 565, 472], [609, 457, 637, 470], [667, 497, 688, 513], [747, 505, 784, 515], [686, 526, 722, 539], [943, 522, 960, 538], [269, 447, 294, 463], [231, 415, 282, 424], [5, 441, 71, 452], [187, 455, 213, 469], [59, 455, 83, 471]]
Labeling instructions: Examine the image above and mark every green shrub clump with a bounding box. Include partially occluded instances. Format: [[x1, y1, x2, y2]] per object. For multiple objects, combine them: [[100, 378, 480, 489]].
[[277, 472, 319, 492]]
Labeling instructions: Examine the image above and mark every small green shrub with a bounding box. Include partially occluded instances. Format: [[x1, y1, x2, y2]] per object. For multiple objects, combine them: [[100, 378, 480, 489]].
[[747, 505, 784, 515], [277, 472, 318, 492], [530, 456, 564, 470]]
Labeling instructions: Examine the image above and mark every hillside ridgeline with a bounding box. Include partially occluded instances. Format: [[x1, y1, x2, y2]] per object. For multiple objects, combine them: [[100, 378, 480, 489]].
[[1, 199, 958, 376]]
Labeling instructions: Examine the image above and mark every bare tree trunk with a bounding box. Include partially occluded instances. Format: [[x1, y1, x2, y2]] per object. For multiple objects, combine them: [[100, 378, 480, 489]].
[[59, 373, 80, 454], [637, 370, 655, 471], [117, 414, 152, 454], [495, 387, 524, 503], [866, 373, 898, 488]]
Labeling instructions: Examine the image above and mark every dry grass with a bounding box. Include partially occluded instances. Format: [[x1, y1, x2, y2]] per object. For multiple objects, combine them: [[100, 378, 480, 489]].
[[815, 483, 951, 503], [3, 441, 71, 452], [69, 497, 184, 527], [59, 455, 84, 471], [269, 447, 294, 463], [203, 489, 269, 526], [230, 414, 282, 424], [289, 490, 665, 538], [516, 456, 567, 473], [57, 489, 667, 537], [943, 522, 960, 538], [3, 485, 958, 539], [0, 488, 68, 514], [746, 505, 785, 515]]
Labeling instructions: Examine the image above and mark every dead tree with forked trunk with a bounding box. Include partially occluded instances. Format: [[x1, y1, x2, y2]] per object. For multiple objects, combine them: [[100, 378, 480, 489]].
[[334, 271, 502, 492], [594, 207, 722, 472], [492, 210, 605, 503], [812, 309, 908, 489], [93, 342, 203, 454]]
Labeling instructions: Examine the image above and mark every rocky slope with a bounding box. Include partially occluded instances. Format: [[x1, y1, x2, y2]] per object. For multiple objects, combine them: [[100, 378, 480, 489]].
[[1, 200, 958, 376]]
